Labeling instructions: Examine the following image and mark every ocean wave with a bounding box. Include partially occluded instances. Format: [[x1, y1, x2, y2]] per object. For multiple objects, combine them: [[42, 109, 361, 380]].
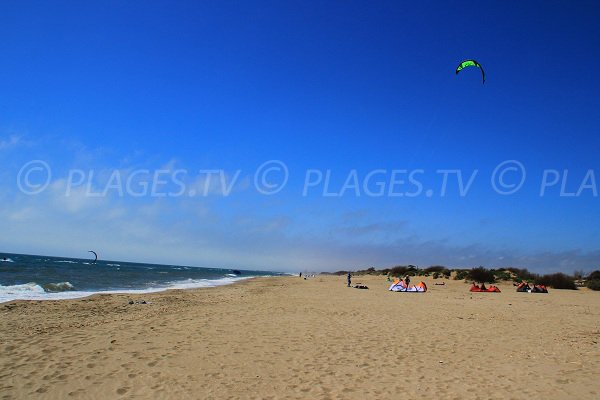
[[164, 277, 249, 290], [1, 257, 15, 263], [43, 282, 75, 293], [0, 276, 256, 303], [0, 282, 45, 295], [106, 263, 120, 267], [55, 260, 77, 264]]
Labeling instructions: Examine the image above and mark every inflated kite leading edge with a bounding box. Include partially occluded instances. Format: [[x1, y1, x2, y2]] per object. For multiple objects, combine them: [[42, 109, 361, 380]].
[[456, 59, 485, 84]]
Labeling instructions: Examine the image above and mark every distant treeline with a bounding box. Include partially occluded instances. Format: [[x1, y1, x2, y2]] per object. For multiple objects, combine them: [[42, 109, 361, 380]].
[[322, 266, 600, 291]]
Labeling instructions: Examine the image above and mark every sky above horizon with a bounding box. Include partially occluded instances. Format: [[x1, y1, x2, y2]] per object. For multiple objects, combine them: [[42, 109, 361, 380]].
[[1, 1, 599, 273]]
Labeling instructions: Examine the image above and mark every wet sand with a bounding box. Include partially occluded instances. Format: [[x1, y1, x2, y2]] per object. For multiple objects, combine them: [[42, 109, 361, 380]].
[[1, 275, 599, 399]]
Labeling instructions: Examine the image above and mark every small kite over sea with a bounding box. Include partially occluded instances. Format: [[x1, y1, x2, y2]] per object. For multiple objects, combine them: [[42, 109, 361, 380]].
[[456, 59, 485, 84], [88, 250, 98, 263]]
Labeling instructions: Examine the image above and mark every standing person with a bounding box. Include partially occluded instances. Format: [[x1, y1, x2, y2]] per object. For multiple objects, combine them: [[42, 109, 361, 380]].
[[404, 274, 411, 289], [347, 272, 352, 287]]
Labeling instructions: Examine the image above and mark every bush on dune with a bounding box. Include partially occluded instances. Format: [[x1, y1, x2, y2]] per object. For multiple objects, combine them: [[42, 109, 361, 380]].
[[506, 267, 536, 282], [587, 280, 600, 291], [426, 266, 451, 278], [493, 269, 513, 281], [389, 266, 410, 277], [535, 273, 577, 290], [588, 270, 600, 281], [586, 271, 600, 291], [468, 267, 496, 283], [454, 269, 469, 280], [424, 266, 446, 273]]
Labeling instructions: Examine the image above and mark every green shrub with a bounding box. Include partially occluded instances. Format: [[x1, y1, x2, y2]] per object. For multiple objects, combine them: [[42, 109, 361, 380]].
[[588, 270, 600, 281], [468, 267, 496, 283], [425, 266, 446, 273], [586, 279, 600, 291], [535, 273, 577, 290], [390, 266, 410, 277], [454, 269, 469, 280], [494, 270, 513, 281], [506, 267, 536, 282]]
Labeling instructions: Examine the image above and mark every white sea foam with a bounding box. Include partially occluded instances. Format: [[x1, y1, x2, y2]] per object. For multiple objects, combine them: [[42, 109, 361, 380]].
[[55, 260, 77, 264], [0, 258, 15, 263], [0, 276, 259, 303], [43, 282, 75, 292]]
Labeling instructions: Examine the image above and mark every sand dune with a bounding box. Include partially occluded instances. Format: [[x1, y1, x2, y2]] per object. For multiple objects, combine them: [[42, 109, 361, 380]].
[[1, 276, 599, 399]]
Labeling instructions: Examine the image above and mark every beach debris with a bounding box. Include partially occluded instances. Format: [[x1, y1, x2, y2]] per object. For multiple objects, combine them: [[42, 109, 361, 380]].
[[128, 300, 151, 305]]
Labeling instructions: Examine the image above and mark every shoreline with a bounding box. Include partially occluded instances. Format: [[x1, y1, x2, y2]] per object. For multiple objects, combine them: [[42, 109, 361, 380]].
[[0, 275, 270, 304], [1, 275, 599, 399]]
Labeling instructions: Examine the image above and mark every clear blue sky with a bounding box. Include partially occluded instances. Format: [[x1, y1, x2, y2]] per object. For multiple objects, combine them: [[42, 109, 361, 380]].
[[1, 1, 599, 272]]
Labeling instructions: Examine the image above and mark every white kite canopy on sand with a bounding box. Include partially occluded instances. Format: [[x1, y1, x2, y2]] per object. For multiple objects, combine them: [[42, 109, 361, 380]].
[[389, 279, 427, 292]]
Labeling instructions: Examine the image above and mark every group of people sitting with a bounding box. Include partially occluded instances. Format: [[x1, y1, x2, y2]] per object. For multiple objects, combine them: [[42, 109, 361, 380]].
[[515, 282, 548, 293]]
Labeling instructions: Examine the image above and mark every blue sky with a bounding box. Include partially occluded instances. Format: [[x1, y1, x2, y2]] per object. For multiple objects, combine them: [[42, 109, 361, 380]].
[[1, 1, 599, 272]]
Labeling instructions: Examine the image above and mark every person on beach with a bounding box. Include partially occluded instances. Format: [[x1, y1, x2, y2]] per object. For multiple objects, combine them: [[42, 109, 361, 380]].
[[347, 272, 352, 287], [404, 274, 410, 288]]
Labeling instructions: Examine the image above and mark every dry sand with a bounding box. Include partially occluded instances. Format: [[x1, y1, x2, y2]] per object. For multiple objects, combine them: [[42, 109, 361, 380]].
[[1, 276, 599, 399]]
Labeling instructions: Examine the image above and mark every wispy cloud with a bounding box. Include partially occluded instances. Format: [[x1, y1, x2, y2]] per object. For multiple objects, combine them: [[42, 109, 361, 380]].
[[2, 182, 599, 273], [2, 137, 599, 274], [0, 135, 22, 150]]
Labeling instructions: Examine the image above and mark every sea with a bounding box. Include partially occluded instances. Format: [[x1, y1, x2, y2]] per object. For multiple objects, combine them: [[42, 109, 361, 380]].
[[0, 253, 284, 303]]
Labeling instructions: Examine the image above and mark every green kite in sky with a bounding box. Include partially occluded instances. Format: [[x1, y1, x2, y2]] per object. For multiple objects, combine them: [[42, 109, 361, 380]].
[[456, 59, 485, 84]]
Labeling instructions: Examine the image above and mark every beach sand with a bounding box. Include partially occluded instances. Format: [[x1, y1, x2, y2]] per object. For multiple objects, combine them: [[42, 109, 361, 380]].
[[1, 275, 599, 399]]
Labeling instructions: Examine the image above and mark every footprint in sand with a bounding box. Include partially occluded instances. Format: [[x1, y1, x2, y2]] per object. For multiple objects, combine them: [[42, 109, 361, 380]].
[[116, 387, 129, 395]]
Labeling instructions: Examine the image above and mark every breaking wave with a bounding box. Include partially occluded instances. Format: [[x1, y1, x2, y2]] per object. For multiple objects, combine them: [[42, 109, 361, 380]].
[[0, 277, 255, 303]]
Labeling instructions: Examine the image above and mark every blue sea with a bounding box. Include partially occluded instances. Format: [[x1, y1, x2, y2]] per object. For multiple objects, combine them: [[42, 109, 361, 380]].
[[0, 253, 283, 303]]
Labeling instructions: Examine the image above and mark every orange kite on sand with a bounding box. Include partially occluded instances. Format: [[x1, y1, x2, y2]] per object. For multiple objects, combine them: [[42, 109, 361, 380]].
[[469, 283, 501, 293]]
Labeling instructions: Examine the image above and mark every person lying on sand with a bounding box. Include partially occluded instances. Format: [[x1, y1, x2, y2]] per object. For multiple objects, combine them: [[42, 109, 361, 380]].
[[353, 284, 369, 289]]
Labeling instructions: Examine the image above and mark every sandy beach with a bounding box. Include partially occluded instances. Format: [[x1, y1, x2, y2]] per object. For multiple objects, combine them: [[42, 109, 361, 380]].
[[1, 275, 599, 399]]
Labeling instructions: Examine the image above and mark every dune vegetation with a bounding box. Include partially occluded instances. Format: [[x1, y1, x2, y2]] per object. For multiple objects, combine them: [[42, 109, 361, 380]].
[[326, 265, 600, 290]]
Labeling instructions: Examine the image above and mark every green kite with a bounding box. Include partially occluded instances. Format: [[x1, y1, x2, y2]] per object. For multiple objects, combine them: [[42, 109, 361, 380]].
[[456, 59, 485, 84]]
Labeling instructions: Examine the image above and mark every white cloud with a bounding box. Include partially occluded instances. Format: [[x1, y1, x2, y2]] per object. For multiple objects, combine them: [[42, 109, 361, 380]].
[[1, 137, 598, 274], [0, 135, 22, 150], [2, 184, 600, 274]]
